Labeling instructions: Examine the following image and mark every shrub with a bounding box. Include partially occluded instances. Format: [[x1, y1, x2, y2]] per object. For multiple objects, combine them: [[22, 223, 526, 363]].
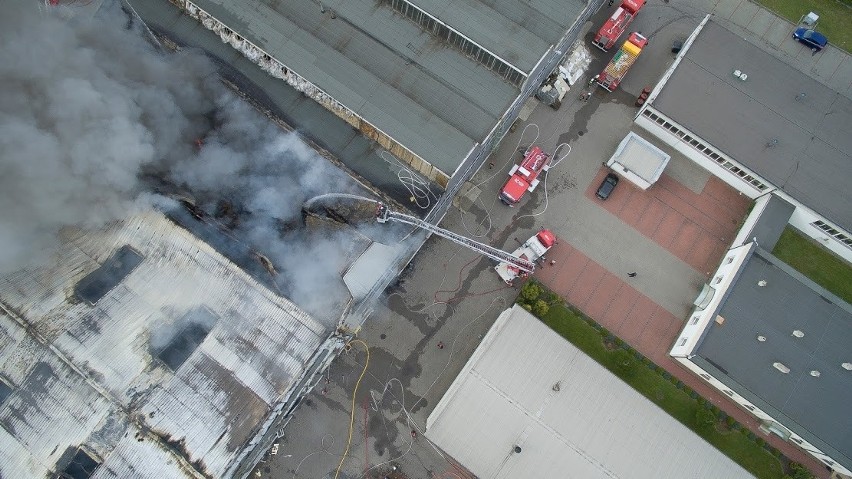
[[756, 437, 765, 447], [695, 407, 716, 429], [521, 303, 532, 312], [725, 416, 736, 428], [532, 299, 549, 316], [520, 282, 542, 303], [600, 327, 610, 338], [789, 462, 814, 479]]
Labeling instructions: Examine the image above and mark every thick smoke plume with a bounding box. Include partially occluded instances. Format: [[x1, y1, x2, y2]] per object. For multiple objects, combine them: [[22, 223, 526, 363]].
[[0, 1, 359, 322]]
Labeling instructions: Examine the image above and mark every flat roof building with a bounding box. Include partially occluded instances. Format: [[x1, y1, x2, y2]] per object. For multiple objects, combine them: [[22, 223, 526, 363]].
[[0, 211, 332, 478], [637, 18, 852, 260], [173, 0, 587, 184], [652, 19, 852, 475], [426, 305, 754, 479]]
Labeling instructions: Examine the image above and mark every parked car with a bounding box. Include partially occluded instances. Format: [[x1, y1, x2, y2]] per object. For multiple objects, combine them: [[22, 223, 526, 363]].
[[792, 27, 828, 52], [596, 173, 619, 200]]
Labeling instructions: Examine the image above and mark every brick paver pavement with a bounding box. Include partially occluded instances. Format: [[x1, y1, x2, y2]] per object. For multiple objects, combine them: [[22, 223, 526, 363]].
[[543, 172, 829, 477]]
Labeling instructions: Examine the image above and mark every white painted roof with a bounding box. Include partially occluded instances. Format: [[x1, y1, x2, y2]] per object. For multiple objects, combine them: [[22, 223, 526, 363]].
[[606, 132, 670, 189], [0, 211, 328, 478], [426, 305, 754, 479]]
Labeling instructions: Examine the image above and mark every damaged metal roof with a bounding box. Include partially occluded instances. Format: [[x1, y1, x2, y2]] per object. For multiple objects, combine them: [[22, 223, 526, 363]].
[[0, 211, 329, 478]]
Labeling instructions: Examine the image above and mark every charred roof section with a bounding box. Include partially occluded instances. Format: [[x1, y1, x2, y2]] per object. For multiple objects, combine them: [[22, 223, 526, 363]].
[[73, 245, 143, 305]]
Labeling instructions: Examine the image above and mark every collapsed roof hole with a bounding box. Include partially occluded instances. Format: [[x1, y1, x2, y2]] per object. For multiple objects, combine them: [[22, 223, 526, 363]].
[[74, 245, 144, 305], [152, 307, 218, 371], [57, 447, 101, 479], [0, 378, 12, 406]]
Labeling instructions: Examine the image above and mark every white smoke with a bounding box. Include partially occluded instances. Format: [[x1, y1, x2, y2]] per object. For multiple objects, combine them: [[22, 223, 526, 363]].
[[0, 1, 216, 271], [0, 1, 362, 322]]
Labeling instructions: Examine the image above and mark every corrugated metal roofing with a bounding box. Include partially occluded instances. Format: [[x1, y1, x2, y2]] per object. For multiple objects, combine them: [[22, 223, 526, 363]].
[[190, 0, 518, 175], [426, 305, 754, 479], [0, 211, 328, 478]]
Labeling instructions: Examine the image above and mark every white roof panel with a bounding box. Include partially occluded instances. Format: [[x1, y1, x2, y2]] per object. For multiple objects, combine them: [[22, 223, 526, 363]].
[[0, 211, 328, 478], [426, 305, 754, 479]]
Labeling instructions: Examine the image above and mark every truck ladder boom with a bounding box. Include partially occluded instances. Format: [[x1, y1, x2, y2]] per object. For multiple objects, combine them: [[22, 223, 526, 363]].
[[377, 205, 535, 273]]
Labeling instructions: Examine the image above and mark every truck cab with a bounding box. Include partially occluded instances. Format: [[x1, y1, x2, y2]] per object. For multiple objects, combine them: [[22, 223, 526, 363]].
[[500, 146, 551, 205]]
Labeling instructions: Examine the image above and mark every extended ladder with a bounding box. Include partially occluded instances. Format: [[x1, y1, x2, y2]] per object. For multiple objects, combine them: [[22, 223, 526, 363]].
[[376, 204, 535, 273]]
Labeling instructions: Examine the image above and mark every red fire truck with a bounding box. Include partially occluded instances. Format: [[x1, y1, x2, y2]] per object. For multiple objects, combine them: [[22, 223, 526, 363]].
[[595, 32, 648, 92], [499, 146, 551, 206], [592, 0, 645, 51]]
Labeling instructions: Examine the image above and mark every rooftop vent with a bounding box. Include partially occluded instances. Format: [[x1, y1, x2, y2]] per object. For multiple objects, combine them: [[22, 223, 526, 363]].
[[842, 362, 852, 371], [773, 362, 790, 374], [757, 335, 767, 342], [810, 370, 821, 377], [792, 330, 804, 338], [757, 280, 767, 287]]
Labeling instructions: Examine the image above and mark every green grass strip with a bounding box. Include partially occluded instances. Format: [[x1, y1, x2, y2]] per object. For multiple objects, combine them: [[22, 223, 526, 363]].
[[772, 227, 852, 304], [519, 281, 798, 478]]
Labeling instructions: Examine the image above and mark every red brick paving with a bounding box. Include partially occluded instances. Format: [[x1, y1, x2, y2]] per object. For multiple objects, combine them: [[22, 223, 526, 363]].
[[547, 170, 827, 478], [586, 169, 751, 274]]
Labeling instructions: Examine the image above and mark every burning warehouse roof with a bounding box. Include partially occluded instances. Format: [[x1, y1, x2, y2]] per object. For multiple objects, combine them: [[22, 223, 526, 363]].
[[0, 210, 332, 478]]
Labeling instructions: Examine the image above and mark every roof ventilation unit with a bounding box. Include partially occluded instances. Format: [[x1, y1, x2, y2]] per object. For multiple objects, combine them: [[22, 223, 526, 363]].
[[792, 330, 804, 338], [842, 362, 852, 371], [757, 280, 767, 287], [810, 370, 821, 377], [773, 362, 790, 374], [757, 335, 767, 342]]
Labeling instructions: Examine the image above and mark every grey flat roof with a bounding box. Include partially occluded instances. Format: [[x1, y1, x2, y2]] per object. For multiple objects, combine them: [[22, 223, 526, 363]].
[[695, 249, 852, 470], [745, 195, 795, 251], [652, 20, 852, 232], [427, 305, 754, 479], [412, 0, 585, 72], [193, 0, 520, 175]]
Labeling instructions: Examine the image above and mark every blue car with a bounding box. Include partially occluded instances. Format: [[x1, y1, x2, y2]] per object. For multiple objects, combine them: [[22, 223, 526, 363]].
[[792, 27, 828, 52]]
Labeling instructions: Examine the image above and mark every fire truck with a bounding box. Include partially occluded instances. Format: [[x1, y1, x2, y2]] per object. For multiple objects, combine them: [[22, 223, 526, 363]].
[[494, 229, 556, 285], [375, 203, 542, 282], [594, 32, 648, 92], [592, 0, 645, 51], [499, 146, 551, 206]]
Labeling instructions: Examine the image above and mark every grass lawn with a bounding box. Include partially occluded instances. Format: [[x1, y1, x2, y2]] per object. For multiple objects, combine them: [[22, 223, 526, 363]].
[[772, 227, 852, 304], [525, 284, 788, 479], [753, 0, 852, 52]]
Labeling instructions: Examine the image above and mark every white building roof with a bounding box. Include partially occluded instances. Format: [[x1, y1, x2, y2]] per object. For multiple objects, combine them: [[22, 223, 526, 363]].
[[426, 305, 754, 479], [606, 132, 670, 189], [0, 211, 328, 478]]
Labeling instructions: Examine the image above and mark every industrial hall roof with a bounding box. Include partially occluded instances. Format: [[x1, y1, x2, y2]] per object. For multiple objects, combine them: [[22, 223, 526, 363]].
[[0, 211, 328, 478], [693, 247, 852, 472], [650, 20, 852, 233], [186, 0, 582, 176], [426, 305, 754, 479]]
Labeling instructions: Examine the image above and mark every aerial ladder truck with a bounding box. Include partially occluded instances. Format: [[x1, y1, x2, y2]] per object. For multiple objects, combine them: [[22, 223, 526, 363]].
[[375, 203, 554, 284]]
